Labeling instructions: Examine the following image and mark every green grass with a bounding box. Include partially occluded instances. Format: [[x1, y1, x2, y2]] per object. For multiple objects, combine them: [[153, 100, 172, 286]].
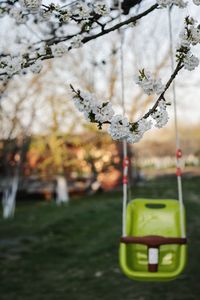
[[0, 176, 200, 300]]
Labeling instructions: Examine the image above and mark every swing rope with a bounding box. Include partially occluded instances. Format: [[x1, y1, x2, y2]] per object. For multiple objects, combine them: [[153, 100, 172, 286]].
[[119, 4, 185, 238], [119, 6, 187, 280], [168, 7, 185, 238], [118, 0, 128, 237]]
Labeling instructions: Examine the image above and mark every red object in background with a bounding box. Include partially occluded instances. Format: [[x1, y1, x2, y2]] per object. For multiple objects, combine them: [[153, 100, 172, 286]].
[[98, 168, 121, 191]]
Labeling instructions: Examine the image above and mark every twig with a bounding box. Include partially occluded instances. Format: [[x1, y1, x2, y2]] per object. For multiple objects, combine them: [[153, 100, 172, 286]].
[[138, 60, 183, 121]]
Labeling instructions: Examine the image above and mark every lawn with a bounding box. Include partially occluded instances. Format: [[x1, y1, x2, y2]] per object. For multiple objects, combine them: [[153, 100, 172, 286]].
[[0, 175, 200, 300]]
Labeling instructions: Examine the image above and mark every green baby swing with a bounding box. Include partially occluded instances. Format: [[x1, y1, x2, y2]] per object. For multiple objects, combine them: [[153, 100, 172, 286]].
[[118, 5, 187, 281]]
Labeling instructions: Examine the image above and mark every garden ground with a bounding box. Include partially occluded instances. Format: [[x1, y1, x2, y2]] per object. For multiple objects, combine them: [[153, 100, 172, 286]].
[[0, 175, 200, 300]]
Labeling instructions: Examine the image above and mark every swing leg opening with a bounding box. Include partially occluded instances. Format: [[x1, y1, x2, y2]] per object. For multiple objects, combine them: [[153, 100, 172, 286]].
[[120, 235, 187, 274]]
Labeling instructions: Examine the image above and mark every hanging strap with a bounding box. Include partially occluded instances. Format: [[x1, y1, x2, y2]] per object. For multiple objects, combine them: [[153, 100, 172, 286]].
[[118, 0, 128, 237], [119, 5, 185, 239], [168, 8, 185, 238]]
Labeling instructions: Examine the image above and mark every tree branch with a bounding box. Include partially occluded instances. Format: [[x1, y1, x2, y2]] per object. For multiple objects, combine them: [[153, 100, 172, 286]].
[[66, 3, 158, 47], [0, 3, 158, 82], [139, 60, 183, 121], [71, 59, 184, 130]]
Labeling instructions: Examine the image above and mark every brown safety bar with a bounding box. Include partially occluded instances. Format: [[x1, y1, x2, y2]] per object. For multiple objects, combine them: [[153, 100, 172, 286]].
[[120, 235, 187, 272], [120, 236, 187, 247]]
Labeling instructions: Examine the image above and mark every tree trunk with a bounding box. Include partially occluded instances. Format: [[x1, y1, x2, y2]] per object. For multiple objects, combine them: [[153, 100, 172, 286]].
[[55, 175, 69, 205], [2, 175, 19, 219]]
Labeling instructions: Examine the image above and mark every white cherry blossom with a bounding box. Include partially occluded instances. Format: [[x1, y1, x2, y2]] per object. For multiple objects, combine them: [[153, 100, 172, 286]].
[[75, 3, 91, 19], [93, 102, 115, 123], [94, 1, 110, 16], [70, 35, 83, 49], [50, 44, 67, 57], [183, 53, 199, 71], [193, 0, 200, 5], [30, 60, 42, 74], [157, 0, 187, 8], [135, 71, 164, 95], [6, 57, 24, 76], [151, 100, 169, 128], [10, 7, 26, 24], [19, 0, 42, 13], [108, 115, 130, 141]]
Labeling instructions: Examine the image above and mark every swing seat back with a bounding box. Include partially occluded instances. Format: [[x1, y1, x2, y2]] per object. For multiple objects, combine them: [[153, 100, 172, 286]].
[[119, 199, 187, 281]]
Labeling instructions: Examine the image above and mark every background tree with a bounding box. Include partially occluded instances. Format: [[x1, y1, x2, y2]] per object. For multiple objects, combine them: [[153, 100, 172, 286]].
[[0, 72, 45, 217], [0, 0, 200, 217]]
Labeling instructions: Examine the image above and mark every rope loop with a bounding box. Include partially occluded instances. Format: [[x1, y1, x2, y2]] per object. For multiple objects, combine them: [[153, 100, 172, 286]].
[[123, 175, 128, 184], [176, 167, 182, 177], [176, 149, 182, 159], [123, 156, 129, 168]]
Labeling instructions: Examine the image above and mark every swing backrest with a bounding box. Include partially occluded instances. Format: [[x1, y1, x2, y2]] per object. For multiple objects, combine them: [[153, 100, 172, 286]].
[[127, 199, 184, 237]]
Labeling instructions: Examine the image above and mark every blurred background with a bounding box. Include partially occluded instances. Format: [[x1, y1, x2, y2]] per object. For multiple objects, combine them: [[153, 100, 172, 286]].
[[0, 1, 200, 299]]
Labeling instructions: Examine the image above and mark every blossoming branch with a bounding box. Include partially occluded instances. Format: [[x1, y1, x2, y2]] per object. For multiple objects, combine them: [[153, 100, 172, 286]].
[[70, 14, 200, 144]]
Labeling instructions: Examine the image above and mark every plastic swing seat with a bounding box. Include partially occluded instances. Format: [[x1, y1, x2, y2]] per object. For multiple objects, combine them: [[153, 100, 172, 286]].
[[119, 199, 187, 281]]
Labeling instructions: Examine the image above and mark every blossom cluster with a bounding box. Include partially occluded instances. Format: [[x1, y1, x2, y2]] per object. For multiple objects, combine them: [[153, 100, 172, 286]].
[[71, 86, 170, 144], [0, 38, 84, 80], [183, 52, 199, 71], [0, 35, 83, 79], [157, 0, 187, 8], [0, 1, 200, 84], [0, 56, 24, 77], [0, 1, 112, 80], [157, 0, 200, 8], [177, 17, 200, 71], [0, 0, 110, 25], [193, 0, 200, 5], [151, 100, 169, 128], [135, 70, 164, 95], [19, 0, 42, 13], [72, 89, 115, 125]]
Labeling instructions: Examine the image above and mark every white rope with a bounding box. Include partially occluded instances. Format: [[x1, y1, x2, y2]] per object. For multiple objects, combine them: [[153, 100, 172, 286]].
[[122, 139, 128, 237], [168, 8, 185, 238], [118, 0, 128, 237]]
